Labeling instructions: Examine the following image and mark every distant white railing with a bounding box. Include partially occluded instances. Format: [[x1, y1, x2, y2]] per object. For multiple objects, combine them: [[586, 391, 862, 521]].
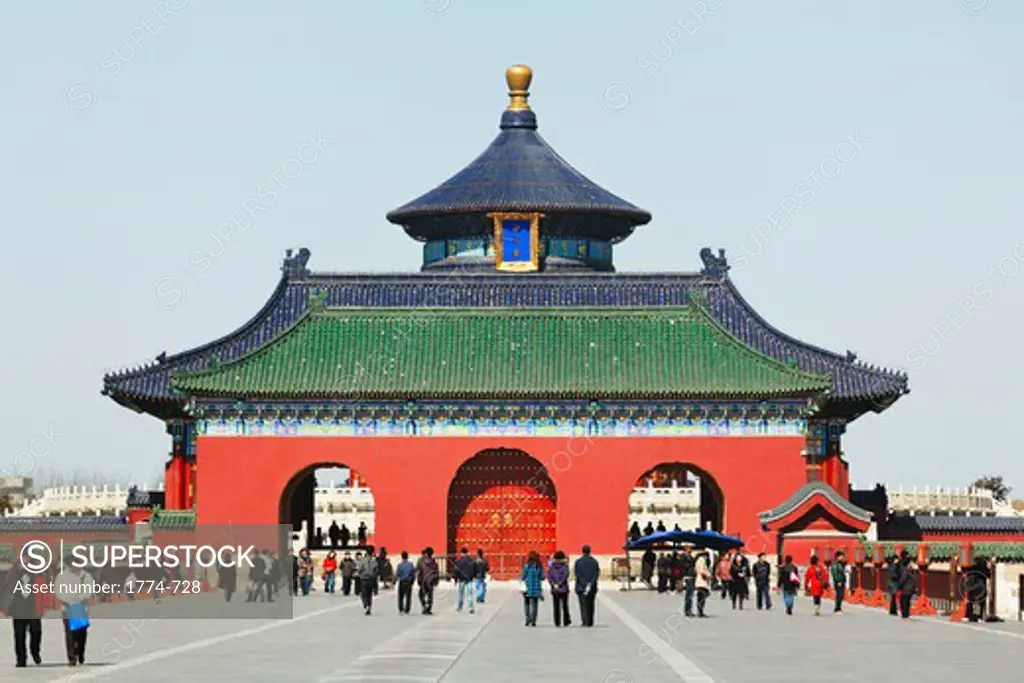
[[885, 484, 1015, 516], [2, 482, 163, 518]]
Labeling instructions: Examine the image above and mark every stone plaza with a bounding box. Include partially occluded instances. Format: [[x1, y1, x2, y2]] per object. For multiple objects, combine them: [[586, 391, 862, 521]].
[[2, 583, 1021, 682]]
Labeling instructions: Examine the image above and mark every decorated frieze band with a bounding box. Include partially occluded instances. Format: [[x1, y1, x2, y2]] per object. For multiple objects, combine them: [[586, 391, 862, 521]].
[[190, 400, 814, 438]]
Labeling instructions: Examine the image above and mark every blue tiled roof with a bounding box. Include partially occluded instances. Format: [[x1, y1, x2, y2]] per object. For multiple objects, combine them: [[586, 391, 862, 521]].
[[102, 249, 908, 412], [386, 108, 651, 242], [887, 515, 1024, 534]]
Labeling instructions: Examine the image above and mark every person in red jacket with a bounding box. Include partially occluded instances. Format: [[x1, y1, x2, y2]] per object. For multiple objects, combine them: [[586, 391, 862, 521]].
[[322, 551, 338, 594], [804, 555, 829, 616]]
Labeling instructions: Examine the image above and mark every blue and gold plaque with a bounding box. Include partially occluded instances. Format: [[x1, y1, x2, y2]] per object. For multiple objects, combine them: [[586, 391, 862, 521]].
[[489, 212, 542, 272]]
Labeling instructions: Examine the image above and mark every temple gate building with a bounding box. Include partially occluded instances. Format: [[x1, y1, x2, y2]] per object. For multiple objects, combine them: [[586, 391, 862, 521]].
[[103, 66, 909, 577]]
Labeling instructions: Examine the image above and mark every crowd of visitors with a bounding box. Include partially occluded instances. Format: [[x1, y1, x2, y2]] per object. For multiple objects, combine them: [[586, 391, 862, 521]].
[[288, 542, 603, 628]]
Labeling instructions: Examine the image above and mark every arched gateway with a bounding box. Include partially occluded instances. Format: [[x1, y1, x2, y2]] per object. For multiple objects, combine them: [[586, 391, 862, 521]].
[[103, 66, 908, 567], [448, 449, 556, 579]]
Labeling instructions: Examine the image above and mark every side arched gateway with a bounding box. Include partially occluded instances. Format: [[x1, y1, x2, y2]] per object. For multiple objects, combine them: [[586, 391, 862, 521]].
[[279, 462, 375, 551], [630, 462, 725, 535], [447, 449, 556, 579]]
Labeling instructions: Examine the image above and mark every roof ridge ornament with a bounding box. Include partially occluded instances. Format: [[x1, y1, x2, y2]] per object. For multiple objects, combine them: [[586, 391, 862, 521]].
[[699, 247, 730, 280], [282, 247, 311, 279]]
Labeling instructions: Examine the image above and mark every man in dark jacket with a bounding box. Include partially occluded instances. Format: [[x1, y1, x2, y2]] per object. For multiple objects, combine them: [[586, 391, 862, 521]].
[[395, 551, 415, 614], [886, 555, 900, 616], [357, 522, 368, 547], [643, 521, 655, 537], [340, 524, 351, 548], [474, 549, 490, 603], [415, 547, 440, 615], [629, 521, 642, 542], [574, 545, 600, 627], [328, 521, 341, 549], [357, 546, 379, 615], [640, 548, 656, 588], [964, 557, 989, 622], [752, 552, 772, 611], [656, 553, 671, 594], [681, 547, 697, 617], [340, 552, 356, 596], [4, 570, 44, 667], [453, 547, 476, 614]]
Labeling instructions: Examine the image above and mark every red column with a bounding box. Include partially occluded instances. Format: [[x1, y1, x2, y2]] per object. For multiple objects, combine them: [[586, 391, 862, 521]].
[[164, 420, 189, 510]]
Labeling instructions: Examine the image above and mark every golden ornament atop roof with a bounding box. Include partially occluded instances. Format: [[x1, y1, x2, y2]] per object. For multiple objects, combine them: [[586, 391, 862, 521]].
[[506, 64, 532, 111]]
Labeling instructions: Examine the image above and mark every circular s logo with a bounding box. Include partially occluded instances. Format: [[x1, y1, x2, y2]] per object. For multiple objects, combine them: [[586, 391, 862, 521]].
[[20, 540, 53, 574]]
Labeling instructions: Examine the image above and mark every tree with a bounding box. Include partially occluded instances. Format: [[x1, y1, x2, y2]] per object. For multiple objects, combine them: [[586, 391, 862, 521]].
[[971, 475, 1011, 502]]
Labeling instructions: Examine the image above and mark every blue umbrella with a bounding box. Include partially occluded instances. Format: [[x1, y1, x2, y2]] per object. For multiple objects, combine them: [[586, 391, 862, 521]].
[[625, 529, 744, 552]]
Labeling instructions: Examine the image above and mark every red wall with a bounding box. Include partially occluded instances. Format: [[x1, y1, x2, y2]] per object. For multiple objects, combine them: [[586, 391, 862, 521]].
[[197, 436, 807, 557]]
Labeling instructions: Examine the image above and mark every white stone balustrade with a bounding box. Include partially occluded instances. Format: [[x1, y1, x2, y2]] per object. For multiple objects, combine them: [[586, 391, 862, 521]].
[[313, 484, 375, 536], [2, 482, 164, 518], [886, 485, 1002, 516], [628, 480, 701, 531]]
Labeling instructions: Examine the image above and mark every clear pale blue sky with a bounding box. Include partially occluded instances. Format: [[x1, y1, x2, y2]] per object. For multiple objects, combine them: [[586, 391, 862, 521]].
[[1, 1, 1021, 494]]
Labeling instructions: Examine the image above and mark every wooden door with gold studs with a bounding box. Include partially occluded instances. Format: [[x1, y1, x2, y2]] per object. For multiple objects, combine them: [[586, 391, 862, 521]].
[[447, 449, 557, 580]]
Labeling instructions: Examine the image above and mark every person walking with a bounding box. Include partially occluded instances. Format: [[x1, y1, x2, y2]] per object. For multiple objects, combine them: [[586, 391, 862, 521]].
[[357, 522, 368, 547], [752, 552, 772, 611], [297, 549, 314, 596], [964, 557, 989, 622], [474, 549, 490, 604], [681, 546, 697, 617], [395, 551, 415, 614], [641, 548, 656, 589], [415, 547, 440, 615], [4, 569, 44, 667], [453, 547, 476, 614], [322, 551, 338, 594], [693, 550, 712, 618], [656, 552, 671, 594], [548, 550, 572, 627], [341, 552, 355, 596], [353, 552, 364, 597], [520, 551, 545, 627], [574, 545, 600, 627], [716, 551, 732, 599], [830, 551, 847, 614], [376, 547, 392, 593], [265, 550, 281, 602], [897, 554, 917, 620], [778, 555, 800, 616], [883, 555, 900, 615], [729, 551, 750, 610], [328, 520, 341, 549], [217, 550, 237, 602], [804, 555, 828, 616], [357, 546, 379, 615], [56, 563, 94, 667], [340, 523, 351, 549]]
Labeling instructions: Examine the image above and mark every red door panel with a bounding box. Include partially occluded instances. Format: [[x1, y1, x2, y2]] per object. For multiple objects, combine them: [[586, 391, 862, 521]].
[[448, 450, 557, 580]]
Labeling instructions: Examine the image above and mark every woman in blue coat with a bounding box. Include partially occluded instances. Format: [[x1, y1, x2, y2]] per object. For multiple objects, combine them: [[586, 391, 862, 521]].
[[520, 551, 545, 627]]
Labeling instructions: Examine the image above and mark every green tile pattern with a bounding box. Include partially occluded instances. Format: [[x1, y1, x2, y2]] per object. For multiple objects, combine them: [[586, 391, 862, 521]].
[[172, 307, 833, 400]]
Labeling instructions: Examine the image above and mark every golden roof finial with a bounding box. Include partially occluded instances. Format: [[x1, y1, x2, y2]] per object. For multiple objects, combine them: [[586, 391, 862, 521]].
[[506, 64, 532, 111]]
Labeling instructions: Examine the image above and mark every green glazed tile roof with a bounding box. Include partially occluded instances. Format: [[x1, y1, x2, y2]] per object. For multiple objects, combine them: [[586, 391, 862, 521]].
[[171, 307, 833, 400], [150, 508, 196, 529]]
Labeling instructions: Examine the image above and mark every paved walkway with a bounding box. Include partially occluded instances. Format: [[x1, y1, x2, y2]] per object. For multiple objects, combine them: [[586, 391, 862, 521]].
[[1, 584, 1021, 682]]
